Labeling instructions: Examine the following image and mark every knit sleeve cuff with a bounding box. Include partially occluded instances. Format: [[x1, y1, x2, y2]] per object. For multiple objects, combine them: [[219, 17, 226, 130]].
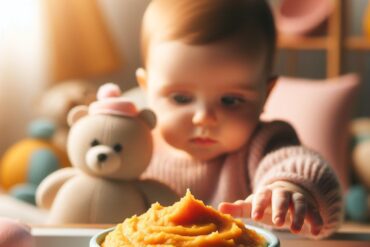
[[247, 120, 300, 182], [254, 146, 344, 239]]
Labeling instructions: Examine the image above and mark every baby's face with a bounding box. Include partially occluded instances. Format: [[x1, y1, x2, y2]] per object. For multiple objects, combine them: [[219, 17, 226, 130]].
[[140, 39, 269, 161]]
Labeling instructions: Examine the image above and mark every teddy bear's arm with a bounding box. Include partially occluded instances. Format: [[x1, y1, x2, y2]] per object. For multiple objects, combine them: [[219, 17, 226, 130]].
[[137, 179, 179, 207], [35, 167, 79, 209]]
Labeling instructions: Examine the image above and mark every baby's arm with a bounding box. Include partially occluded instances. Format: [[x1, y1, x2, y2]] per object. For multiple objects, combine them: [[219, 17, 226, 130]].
[[220, 180, 323, 235], [35, 167, 78, 209], [220, 146, 343, 239]]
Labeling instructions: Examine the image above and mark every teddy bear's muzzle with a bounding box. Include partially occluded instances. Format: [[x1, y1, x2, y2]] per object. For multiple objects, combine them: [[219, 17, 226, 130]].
[[85, 145, 121, 175]]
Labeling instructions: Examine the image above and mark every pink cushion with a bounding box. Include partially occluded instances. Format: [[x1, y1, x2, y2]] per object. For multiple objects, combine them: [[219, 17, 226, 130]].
[[261, 74, 360, 190], [275, 0, 334, 36]]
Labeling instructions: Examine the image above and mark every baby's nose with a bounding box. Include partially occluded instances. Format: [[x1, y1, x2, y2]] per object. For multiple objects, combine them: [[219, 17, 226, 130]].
[[192, 106, 217, 126]]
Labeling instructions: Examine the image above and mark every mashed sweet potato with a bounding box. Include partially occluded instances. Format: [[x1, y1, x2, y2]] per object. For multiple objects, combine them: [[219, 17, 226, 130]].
[[102, 191, 267, 247]]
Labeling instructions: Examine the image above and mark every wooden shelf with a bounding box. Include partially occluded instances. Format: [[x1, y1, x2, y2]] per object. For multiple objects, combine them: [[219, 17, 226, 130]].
[[278, 35, 370, 51], [345, 36, 370, 50], [276, 0, 370, 77], [277, 35, 329, 50]]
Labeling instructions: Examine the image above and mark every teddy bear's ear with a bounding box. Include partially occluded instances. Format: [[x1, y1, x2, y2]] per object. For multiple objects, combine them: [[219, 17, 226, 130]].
[[138, 109, 156, 129], [67, 105, 88, 126]]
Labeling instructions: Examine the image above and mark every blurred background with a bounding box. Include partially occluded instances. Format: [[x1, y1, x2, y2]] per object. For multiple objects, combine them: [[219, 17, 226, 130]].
[[0, 0, 151, 154], [1, 0, 370, 222], [0, 0, 370, 152]]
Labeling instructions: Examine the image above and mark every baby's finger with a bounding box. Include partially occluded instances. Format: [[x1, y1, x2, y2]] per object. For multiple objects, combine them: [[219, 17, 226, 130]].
[[245, 194, 254, 204], [218, 200, 252, 218], [271, 188, 291, 226], [306, 206, 323, 236], [252, 188, 272, 221], [291, 192, 306, 233]]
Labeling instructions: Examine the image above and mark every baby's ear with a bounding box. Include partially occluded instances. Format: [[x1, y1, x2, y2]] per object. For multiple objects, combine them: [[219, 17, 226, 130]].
[[67, 105, 88, 126], [136, 68, 147, 90], [138, 109, 156, 129]]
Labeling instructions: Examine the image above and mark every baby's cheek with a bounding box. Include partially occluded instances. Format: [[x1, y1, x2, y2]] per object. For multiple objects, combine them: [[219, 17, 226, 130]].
[[157, 115, 187, 147], [222, 119, 257, 150]]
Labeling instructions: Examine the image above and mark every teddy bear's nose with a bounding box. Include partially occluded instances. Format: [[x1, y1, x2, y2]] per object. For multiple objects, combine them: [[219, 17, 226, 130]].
[[97, 153, 108, 162]]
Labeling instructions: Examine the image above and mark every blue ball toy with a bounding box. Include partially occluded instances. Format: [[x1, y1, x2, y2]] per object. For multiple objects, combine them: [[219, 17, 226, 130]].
[[345, 185, 369, 222]]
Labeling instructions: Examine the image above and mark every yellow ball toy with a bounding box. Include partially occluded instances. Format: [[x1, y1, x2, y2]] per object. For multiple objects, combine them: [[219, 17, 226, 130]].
[[0, 120, 69, 204]]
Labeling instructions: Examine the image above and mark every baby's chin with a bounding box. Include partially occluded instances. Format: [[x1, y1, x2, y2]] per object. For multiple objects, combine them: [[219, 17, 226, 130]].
[[163, 142, 219, 161], [181, 145, 226, 162], [191, 153, 226, 162]]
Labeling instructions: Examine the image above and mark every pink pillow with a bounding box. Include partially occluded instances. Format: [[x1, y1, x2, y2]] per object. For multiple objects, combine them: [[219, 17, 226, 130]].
[[261, 74, 360, 190], [275, 0, 334, 36]]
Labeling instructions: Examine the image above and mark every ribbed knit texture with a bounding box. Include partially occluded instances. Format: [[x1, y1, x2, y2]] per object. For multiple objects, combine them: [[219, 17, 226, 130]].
[[142, 121, 343, 239], [253, 146, 343, 238]]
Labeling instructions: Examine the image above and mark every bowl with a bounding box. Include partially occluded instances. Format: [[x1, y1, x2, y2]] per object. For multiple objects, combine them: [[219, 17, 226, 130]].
[[90, 224, 280, 247]]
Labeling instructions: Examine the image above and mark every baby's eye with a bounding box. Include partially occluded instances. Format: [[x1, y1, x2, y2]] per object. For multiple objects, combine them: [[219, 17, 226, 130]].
[[113, 143, 123, 153], [91, 139, 100, 147], [221, 96, 245, 107], [170, 93, 193, 105]]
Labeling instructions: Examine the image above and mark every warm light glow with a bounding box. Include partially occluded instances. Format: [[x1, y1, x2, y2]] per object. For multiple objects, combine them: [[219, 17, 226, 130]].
[[0, 0, 46, 80], [0, 0, 48, 154]]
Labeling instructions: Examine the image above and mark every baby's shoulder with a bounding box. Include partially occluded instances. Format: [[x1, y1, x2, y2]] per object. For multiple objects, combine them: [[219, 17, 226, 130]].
[[254, 120, 298, 139], [249, 120, 301, 154], [258, 120, 296, 133]]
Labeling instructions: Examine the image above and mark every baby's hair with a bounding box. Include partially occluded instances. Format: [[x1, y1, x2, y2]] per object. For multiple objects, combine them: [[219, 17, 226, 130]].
[[140, 0, 276, 71]]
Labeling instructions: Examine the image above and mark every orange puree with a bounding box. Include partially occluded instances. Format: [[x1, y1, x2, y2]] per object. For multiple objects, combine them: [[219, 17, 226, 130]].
[[102, 191, 267, 247]]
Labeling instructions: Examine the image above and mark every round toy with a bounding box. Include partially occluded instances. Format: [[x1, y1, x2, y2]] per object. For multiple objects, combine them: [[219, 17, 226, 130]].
[[346, 118, 370, 222], [353, 139, 370, 188], [345, 185, 369, 222], [0, 120, 69, 205], [351, 118, 370, 189]]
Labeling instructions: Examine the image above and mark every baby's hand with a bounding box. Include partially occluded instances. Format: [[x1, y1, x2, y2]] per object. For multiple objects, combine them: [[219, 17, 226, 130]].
[[218, 181, 323, 236]]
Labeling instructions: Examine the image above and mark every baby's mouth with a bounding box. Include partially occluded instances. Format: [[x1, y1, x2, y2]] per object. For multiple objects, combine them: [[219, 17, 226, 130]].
[[190, 137, 217, 145]]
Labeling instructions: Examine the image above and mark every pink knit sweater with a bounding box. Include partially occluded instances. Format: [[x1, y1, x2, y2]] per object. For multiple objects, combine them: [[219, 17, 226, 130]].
[[142, 121, 343, 238]]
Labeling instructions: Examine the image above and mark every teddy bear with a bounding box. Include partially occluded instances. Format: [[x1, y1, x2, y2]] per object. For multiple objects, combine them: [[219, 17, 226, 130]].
[[36, 83, 178, 224], [35, 79, 98, 152], [345, 118, 370, 222]]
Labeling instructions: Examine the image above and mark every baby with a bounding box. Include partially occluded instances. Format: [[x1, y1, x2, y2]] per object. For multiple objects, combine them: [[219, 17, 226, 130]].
[[135, 0, 342, 238]]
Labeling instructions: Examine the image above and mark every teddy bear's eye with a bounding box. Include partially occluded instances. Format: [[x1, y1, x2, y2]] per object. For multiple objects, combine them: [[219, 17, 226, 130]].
[[91, 139, 100, 147], [113, 143, 122, 153]]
